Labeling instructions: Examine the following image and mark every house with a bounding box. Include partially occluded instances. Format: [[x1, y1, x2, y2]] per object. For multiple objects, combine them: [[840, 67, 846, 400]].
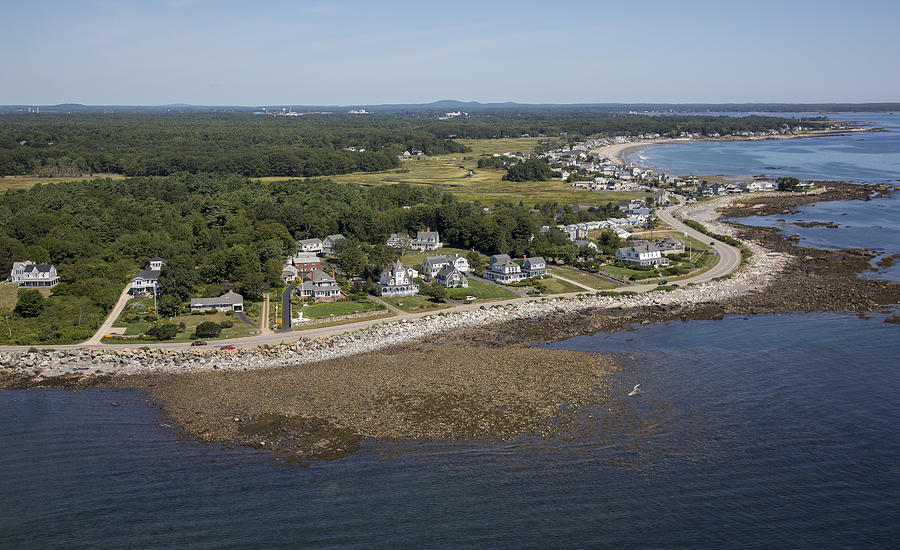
[[656, 236, 685, 255], [297, 238, 323, 254], [653, 189, 670, 205], [297, 269, 342, 302], [482, 254, 526, 284], [190, 291, 244, 312], [447, 254, 470, 273], [290, 253, 321, 272], [9, 261, 60, 288], [281, 264, 299, 283], [322, 234, 346, 254], [522, 256, 550, 278], [378, 261, 419, 297], [574, 239, 598, 250], [435, 265, 468, 288], [410, 229, 442, 251], [615, 242, 665, 266], [421, 256, 450, 278], [130, 256, 165, 295], [386, 233, 411, 249]]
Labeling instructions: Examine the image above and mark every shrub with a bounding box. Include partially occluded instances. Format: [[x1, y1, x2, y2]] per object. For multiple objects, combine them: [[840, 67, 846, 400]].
[[14, 290, 46, 318], [219, 319, 234, 328], [195, 321, 223, 338]]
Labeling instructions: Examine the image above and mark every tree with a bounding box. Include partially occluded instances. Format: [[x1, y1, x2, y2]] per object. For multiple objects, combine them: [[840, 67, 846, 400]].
[[338, 245, 368, 278], [147, 323, 178, 340], [14, 290, 46, 318], [195, 321, 222, 338], [422, 282, 448, 302], [157, 294, 182, 318], [158, 256, 198, 302]]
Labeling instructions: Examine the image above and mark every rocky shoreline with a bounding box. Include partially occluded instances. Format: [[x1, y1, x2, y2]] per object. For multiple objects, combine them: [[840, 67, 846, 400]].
[[2, 181, 897, 462]]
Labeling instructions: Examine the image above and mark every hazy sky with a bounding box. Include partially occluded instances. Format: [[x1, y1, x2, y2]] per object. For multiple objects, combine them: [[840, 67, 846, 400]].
[[3, 0, 899, 105]]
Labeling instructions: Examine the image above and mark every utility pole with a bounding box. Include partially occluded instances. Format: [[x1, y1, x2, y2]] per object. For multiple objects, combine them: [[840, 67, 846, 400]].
[[3, 316, 11, 339]]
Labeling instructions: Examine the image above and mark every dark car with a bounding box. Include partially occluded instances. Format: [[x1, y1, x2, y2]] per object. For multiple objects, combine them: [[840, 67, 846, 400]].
[[671, 283, 680, 288], [220, 345, 235, 350], [658, 280, 668, 285], [710, 241, 715, 245], [191, 341, 207, 346]]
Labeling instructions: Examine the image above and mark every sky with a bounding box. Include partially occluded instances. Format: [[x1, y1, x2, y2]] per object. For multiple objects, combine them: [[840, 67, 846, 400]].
[[2, 0, 899, 106]]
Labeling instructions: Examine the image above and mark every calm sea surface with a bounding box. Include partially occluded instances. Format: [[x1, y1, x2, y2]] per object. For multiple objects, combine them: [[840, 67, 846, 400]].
[[3, 113, 900, 548]]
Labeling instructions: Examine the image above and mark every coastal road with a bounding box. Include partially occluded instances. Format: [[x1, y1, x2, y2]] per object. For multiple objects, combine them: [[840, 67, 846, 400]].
[[0, 206, 743, 353]]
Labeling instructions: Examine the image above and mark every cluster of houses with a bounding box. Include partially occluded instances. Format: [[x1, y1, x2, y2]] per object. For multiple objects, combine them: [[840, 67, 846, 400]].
[[697, 179, 812, 196], [481, 255, 549, 284], [297, 234, 346, 255], [614, 236, 685, 267], [386, 229, 442, 251]]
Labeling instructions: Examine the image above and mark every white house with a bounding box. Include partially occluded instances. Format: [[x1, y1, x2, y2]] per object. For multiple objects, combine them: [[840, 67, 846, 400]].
[[574, 239, 598, 250], [482, 254, 526, 284], [190, 291, 244, 312], [421, 256, 450, 278], [386, 233, 411, 249], [130, 256, 165, 295], [281, 264, 299, 283], [9, 261, 60, 288], [378, 261, 419, 297], [297, 269, 342, 302], [447, 254, 470, 273], [615, 242, 665, 266], [410, 229, 442, 251], [297, 238, 323, 254], [435, 265, 468, 288], [522, 256, 550, 278], [322, 234, 346, 254]]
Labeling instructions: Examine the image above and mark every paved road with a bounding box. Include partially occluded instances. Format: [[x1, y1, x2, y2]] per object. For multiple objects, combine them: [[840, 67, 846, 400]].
[[84, 283, 133, 345], [280, 285, 294, 332], [1, 206, 742, 353]]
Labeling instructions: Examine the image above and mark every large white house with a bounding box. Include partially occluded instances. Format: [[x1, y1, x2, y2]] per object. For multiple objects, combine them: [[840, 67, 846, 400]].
[[378, 261, 419, 297], [297, 269, 342, 302], [9, 261, 60, 288], [482, 254, 526, 284], [615, 242, 665, 266], [297, 238, 323, 254], [447, 254, 470, 273], [130, 256, 165, 295], [410, 229, 442, 251]]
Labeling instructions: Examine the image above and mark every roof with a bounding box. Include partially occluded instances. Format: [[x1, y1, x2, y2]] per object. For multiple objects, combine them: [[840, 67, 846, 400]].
[[489, 254, 511, 264], [423, 255, 449, 265], [324, 234, 345, 242], [190, 291, 243, 307], [132, 269, 161, 281], [148, 256, 165, 262], [436, 265, 463, 278], [416, 230, 439, 240], [23, 263, 54, 273], [304, 269, 335, 283], [298, 238, 322, 245], [524, 256, 546, 266], [619, 242, 659, 254]]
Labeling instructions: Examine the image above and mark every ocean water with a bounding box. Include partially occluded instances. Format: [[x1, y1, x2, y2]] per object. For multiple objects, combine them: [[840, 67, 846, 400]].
[[2, 312, 900, 548], [733, 189, 900, 281], [628, 113, 900, 183]]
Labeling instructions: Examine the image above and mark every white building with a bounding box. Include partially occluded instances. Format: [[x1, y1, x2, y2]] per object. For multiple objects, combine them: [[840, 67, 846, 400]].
[[297, 238, 323, 254], [421, 256, 451, 278], [9, 261, 60, 288], [615, 242, 665, 266], [435, 265, 468, 288], [447, 254, 470, 273], [378, 261, 419, 297], [522, 256, 550, 277], [410, 229, 442, 251], [482, 254, 526, 284], [130, 256, 165, 295], [297, 269, 342, 302]]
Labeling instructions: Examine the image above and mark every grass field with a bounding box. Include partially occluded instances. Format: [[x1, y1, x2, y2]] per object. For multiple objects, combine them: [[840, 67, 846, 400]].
[[456, 138, 549, 156], [540, 276, 584, 294], [381, 295, 451, 313], [252, 139, 646, 207], [291, 311, 395, 331], [0, 174, 125, 193], [297, 299, 383, 319], [446, 279, 517, 301], [0, 283, 19, 312], [552, 266, 618, 290]]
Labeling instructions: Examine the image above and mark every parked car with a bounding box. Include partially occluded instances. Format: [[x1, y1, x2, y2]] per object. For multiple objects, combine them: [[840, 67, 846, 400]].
[[710, 241, 715, 245], [465, 296, 477, 303], [671, 283, 679, 287], [220, 345, 235, 350], [658, 280, 668, 285], [191, 341, 207, 346]]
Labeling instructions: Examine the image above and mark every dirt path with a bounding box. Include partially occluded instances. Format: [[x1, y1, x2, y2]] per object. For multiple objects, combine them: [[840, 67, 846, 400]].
[[84, 284, 132, 345]]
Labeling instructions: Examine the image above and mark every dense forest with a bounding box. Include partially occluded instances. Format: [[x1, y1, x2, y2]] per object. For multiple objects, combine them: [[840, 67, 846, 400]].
[[0, 173, 619, 344], [0, 112, 816, 178]]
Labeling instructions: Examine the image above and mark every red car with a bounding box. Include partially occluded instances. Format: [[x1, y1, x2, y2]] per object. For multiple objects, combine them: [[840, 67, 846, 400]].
[[220, 345, 236, 350], [190, 341, 207, 346]]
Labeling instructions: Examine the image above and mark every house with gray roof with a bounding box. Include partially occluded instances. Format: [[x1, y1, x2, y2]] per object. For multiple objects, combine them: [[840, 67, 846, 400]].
[[130, 257, 165, 295], [322, 234, 346, 254], [297, 269, 342, 302], [190, 291, 244, 312], [435, 265, 468, 288], [297, 238, 323, 254], [421, 255, 450, 278], [482, 254, 525, 284], [522, 256, 550, 278], [9, 261, 59, 288], [410, 229, 442, 251]]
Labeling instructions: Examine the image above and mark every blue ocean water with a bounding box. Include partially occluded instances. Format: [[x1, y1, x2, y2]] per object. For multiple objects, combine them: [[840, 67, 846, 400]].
[[2, 313, 900, 548], [628, 113, 900, 183], [734, 190, 900, 281]]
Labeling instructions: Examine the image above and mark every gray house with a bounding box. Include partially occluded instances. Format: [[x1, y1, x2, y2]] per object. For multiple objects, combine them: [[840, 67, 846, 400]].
[[482, 254, 525, 284], [190, 291, 244, 312], [522, 256, 550, 278], [435, 265, 468, 288], [410, 229, 442, 251], [322, 234, 346, 254], [9, 261, 59, 288], [421, 255, 450, 278]]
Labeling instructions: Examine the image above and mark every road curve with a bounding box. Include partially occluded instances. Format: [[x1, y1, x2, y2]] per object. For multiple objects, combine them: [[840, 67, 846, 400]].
[[1, 206, 743, 352]]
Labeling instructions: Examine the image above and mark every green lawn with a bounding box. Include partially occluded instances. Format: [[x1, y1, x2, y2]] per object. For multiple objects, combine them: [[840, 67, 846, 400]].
[[0, 282, 19, 311], [104, 306, 259, 343], [540, 276, 584, 294], [381, 295, 451, 313], [446, 279, 516, 301], [291, 311, 396, 331], [297, 299, 383, 319], [552, 266, 618, 290], [456, 137, 548, 156]]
